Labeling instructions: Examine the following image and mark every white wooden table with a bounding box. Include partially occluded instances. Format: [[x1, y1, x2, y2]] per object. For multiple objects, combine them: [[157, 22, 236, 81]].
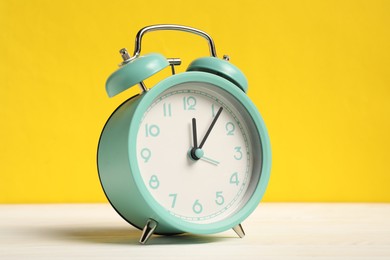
[[1, 203, 389, 259]]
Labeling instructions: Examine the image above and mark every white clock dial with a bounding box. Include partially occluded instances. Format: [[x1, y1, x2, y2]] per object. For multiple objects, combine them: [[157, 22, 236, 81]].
[[136, 82, 262, 224]]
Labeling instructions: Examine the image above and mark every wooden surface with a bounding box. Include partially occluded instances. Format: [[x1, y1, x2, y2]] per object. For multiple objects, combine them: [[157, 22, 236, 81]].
[[1, 203, 389, 259]]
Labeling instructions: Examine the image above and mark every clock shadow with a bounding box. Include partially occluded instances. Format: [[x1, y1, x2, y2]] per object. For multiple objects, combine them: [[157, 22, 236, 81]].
[[51, 226, 229, 245]]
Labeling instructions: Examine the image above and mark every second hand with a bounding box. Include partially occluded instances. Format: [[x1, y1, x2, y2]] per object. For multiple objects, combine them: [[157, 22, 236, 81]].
[[200, 156, 220, 165]]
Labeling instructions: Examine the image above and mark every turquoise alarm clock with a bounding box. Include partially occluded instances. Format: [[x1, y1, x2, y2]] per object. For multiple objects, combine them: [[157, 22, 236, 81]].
[[97, 24, 271, 244]]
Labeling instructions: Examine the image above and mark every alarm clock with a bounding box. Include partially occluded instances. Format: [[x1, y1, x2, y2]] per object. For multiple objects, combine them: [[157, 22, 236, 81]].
[[97, 24, 271, 244]]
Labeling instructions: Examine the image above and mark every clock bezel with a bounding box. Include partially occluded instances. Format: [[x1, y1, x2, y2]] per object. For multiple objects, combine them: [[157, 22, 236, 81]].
[[128, 71, 271, 234]]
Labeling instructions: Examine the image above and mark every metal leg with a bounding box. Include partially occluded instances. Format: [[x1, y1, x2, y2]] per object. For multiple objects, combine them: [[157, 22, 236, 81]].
[[139, 218, 158, 244], [232, 223, 245, 238], [138, 81, 148, 93]]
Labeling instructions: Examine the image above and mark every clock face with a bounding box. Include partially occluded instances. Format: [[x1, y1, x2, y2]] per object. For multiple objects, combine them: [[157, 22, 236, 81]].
[[136, 82, 262, 224]]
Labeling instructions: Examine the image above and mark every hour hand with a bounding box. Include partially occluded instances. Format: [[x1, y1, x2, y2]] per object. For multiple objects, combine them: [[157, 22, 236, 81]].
[[192, 118, 198, 149], [190, 118, 201, 160], [189, 118, 219, 165]]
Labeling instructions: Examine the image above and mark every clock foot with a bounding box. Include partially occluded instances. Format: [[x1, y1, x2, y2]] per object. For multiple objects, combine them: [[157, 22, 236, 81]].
[[139, 218, 158, 244], [232, 223, 245, 238], [138, 81, 148, 92]]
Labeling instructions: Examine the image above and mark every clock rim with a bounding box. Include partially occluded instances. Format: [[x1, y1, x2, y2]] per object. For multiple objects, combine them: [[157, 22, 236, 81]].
[[128, 71, 271, 234]]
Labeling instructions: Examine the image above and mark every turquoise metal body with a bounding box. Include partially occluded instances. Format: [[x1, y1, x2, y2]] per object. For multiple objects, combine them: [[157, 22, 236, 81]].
[[97, 71, 271, 235], [106, 53, 169, 97], [187, 57, 248, 93]]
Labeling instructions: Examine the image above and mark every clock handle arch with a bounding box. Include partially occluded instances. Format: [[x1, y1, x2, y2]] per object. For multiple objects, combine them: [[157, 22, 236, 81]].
[[123, 24, 218, 63]]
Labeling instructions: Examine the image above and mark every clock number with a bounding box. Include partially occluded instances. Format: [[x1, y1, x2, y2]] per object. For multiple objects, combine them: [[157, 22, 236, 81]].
[[163, 103, 172, 117], [145, 124, 160, 137], [149, 175, 160, 189], [183, 96, 196, 110], [192, 199, 203, 214], [225, 122, 235, 135], [215, 191, 225, 205], [169, 193, 177, 208], [234, 146, 243, 160], [140, 148, 151, 163], [230, 172, 240, 186]]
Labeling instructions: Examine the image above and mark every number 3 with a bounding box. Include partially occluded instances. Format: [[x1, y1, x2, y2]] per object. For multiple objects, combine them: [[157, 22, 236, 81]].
[[234, 146, 243, 160]]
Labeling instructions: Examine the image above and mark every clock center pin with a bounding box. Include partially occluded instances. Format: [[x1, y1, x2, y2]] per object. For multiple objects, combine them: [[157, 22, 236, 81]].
[[189, 147, 204, 160], [194, 148, 204, 159]]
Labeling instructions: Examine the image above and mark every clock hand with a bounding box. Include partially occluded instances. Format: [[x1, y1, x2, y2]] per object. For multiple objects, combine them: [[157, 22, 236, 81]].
[[189, 107, 223, 161], [192, 118, 198, 148], [190, 118, 200, 160], [200, 156, 220, 166], [198, 106, 223, 149]]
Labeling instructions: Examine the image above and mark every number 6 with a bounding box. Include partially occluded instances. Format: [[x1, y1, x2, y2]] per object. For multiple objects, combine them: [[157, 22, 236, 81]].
[[192, 199, 203, 214]]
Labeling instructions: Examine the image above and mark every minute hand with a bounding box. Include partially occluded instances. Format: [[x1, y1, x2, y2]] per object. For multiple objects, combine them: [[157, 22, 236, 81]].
[[198, 107, 223, 149]]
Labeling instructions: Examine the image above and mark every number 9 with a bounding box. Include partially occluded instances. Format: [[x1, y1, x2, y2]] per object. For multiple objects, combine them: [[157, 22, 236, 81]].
[[141, 148, 151, 163]]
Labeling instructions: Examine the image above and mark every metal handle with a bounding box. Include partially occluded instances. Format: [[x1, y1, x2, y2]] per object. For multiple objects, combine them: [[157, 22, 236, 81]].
[[131, 24, 218, 59]]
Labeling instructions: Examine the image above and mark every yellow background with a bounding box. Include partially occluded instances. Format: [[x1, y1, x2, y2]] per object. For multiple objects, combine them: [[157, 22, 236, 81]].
[[1, 0, 389, 203]]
